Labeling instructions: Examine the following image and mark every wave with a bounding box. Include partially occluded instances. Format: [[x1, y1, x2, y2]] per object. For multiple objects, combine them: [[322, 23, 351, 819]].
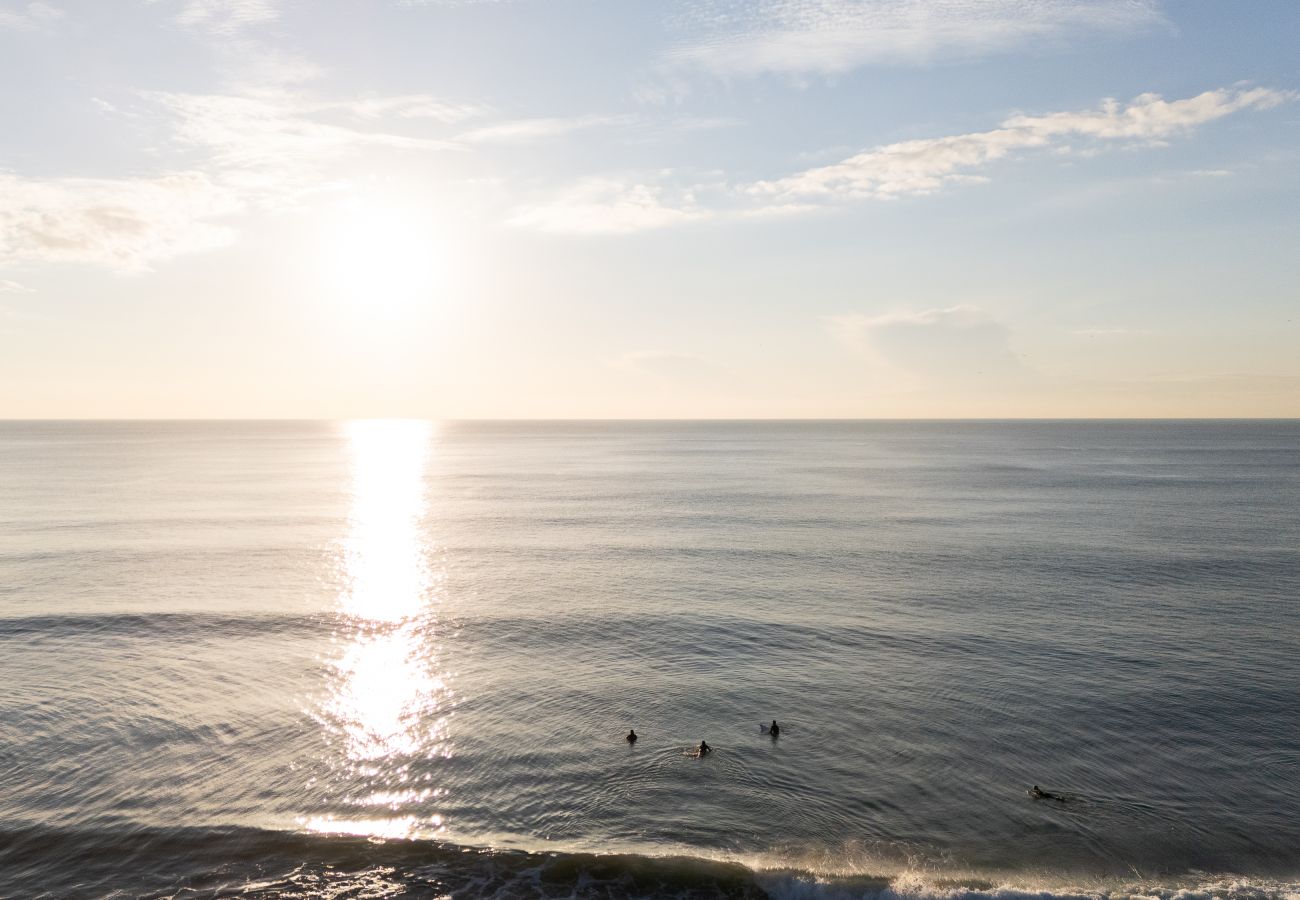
[[1, 824, 1297, 899], [0, 611, 332, 640]]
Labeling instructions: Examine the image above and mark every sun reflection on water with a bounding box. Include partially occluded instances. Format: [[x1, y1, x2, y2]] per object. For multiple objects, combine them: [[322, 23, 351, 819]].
[[340, 419, 435, 623], [308, 419, 453, 840]]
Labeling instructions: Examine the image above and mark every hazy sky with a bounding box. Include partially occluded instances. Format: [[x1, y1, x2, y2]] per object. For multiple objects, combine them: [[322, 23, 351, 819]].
[[1, 0, 1297, 418]]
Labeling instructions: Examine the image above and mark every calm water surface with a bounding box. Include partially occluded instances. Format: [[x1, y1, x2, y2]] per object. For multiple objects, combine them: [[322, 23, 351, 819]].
[[0, 421, 1297, 898]]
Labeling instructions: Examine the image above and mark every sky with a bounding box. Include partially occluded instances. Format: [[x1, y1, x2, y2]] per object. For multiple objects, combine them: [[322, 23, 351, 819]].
[[0, 0, 1297, 418]]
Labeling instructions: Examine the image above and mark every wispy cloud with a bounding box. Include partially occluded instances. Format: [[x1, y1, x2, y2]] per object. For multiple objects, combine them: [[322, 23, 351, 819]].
[[459, 114, 636, 145], [512, 86, 1292, 234], [827, 305, 1029, 383], [397, 0, 515, 6], [0, 172, 240, 271], [0, 1, 62, 30], [461, 112, 739, 146], [0, 278, 35, 293], [0, 80, 483, 271], [146, 89, 463, 193], [612, 350, 724, 382], [669, 0, 1165, 77], [156, 0, 278, 34], [749, 87, 1291, 203], [1072, 327, 1132, 338], [347, 94, 490, 124], [508, 177, 710, 235]]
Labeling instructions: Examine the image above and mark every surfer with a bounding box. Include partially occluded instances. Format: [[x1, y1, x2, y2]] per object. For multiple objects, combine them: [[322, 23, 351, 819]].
[[1029, 785, 1063, 801], [698, 740, 712, 756], [769, 719, 780, 738], [626, 729, 637, 743]]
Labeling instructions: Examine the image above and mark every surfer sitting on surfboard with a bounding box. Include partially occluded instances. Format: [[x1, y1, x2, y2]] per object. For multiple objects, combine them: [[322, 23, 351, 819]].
[[697, 740, 711, 756], [626, 729, 637, 743]]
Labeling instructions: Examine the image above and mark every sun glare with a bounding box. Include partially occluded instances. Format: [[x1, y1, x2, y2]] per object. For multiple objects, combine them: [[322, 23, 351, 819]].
[[323, 202, 447, 315]]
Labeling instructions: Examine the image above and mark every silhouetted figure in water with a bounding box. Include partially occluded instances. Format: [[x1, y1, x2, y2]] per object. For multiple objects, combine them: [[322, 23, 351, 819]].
[[698, 741, 712, 756], [1030, 785, 1064, 801], [769, 720, 780, 738], [626, 729, 637, 743]]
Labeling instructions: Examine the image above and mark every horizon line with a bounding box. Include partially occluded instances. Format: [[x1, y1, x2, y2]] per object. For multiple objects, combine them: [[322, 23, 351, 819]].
[[2, 417, 1298, 424]]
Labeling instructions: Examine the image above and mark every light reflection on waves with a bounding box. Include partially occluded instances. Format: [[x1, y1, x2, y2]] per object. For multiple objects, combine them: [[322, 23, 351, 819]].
[[317, 620, 453, 764], [307, 420, 454, 840], [339, 419, 437, 624]]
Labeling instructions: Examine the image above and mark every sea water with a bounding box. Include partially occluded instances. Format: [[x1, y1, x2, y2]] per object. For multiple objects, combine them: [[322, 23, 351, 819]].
[[0, 420, 1297, 898]]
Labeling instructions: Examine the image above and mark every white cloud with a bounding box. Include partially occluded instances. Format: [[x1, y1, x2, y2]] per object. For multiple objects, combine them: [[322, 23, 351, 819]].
[[157, 0, 278, 34], [827, 304, 1029, 382], [457, 112, 737, 146], [511, 87, 1291, 235], [398, 0, 513, 5], [146, 89, 462, 195], [508, 178, 709, 235], [1001, 87, 1288, 140], [1072, 327, 1131, 337], [613, 351, 723, 382], [828, 304, 986, 347], [224, 50, 326, 88], [0, 172, 240, 271], [0, 81, 478, 271], [346, 94, 491, 124], [0, 278, 35, 293], [669, 0, 1165, 76], [459, 114, 636, 145], [0, 1, 62, 30], [749, 87, 1291, 204]]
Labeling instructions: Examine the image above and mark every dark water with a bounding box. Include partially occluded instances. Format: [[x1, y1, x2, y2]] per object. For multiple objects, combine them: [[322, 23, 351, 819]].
[[1, 420, 1297, 899]]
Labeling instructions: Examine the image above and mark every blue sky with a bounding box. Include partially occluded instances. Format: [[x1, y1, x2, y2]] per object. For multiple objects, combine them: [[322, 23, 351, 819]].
[[1, 0, 1297, 417]]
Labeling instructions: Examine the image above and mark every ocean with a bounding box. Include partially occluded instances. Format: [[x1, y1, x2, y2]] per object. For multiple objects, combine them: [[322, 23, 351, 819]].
[[0, 420, 1297, 899]]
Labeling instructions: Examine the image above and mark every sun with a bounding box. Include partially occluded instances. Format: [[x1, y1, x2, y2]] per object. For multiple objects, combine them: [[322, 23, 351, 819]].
[[322, 201, 446, 316]]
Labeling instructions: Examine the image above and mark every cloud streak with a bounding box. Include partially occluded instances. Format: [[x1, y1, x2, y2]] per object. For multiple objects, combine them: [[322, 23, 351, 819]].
[[749, 87, 1290, 203], [512, 86, 1292, 234], [669, 0, 1165, 76], [148, 90, 462, 188], [459, 114, 636, 145], [508, 178, 710, 235]]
